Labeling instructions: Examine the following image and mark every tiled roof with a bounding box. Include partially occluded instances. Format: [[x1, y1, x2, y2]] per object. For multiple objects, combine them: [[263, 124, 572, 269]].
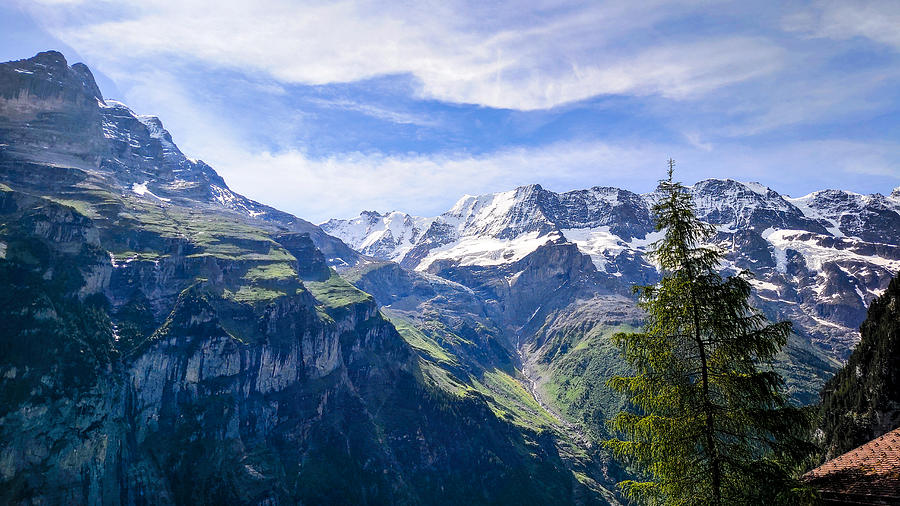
[[804, 426, 900, 505]]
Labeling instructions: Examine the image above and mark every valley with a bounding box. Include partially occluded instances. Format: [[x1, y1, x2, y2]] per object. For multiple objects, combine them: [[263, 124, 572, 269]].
[[1, 49, 897, 505]]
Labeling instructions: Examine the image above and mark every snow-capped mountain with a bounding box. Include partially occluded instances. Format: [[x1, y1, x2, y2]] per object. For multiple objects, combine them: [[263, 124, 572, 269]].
[[323, 184, 655, 272], [324, 180, 900, 357], [321, 211, 436, 263], [787, 189, 900, 243]]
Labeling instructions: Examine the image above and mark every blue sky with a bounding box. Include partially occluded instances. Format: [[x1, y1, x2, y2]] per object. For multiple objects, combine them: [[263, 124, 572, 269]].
[[2, 0, 899, 222]]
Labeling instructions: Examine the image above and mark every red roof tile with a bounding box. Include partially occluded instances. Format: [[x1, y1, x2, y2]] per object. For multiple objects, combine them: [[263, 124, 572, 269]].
[[804, 426, 900, 505]]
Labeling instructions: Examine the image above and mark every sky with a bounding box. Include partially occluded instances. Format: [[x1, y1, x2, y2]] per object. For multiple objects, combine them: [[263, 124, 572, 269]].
[[2, 0, 900, 223]]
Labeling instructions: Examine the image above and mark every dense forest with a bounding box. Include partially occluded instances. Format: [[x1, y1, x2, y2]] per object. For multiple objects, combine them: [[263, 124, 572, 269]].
[[818, 274, 900, 459]]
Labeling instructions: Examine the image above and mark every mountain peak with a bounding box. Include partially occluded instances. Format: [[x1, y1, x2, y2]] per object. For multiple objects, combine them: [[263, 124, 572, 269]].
[[30, 50, 68, 68], [517, 183, 545, 192], [70, 62, 103, 100], [135, 114, 175, 145], [0, 50, 360, 268], [693, 178, 774, 197], [0, 50, 102, 101]]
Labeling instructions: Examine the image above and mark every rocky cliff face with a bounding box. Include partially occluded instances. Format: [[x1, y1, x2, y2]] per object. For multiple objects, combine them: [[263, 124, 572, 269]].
[[0, 51, 105, 168], [0, 52, 610, 505]]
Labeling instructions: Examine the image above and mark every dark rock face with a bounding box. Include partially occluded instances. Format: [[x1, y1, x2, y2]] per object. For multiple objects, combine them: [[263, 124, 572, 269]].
[[0, 51, 106, 167], [427, 240, 602, 328], [274, 232, 330, 281], [350, 261, 438, 305], [550, 187, 655, 240], [690, 178, 827, 233], [0, 52, 605, 505]]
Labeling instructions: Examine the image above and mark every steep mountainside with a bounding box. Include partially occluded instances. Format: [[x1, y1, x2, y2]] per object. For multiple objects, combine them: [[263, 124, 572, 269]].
[[0, 51, 616, 505], [818, 273, 900, 460]]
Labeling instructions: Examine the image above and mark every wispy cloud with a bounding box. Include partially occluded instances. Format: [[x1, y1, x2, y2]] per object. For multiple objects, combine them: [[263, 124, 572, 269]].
[[23, 0, 784, 110], [306, 97, 440, 127], [712, 64, 899, 137], [206, 141, 663, 222], [784, 0, 900, 51]]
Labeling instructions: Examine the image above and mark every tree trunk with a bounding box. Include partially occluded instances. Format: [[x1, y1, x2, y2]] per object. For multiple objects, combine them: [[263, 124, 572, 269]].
[[692, 285, 721, 506]]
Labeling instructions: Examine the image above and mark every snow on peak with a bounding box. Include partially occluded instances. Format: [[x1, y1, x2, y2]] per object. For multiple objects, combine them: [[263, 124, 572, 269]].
[[583, 186, 623, 205], [444, 185, 553, 239], [788, 188, 900, 243], [742, 181, 772, 196], [135, 114, 175, 146], [325, 185, 561, 269], [324, 180, 900, 281], [692, 178, 775, 197], [326, 184, 655, 271], [321, 210, 435, 262], [891, 187, 900, 201], [99, 99, 132, 111], [689, 178, 805, 230]]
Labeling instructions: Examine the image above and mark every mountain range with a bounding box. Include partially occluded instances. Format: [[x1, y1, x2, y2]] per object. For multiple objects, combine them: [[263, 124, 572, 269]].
[[1, 50, 897, 505], [323, 179, 900, 359]]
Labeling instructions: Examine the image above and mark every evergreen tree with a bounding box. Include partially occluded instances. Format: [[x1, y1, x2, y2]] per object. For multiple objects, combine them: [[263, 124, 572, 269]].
[[604, 161, 814, 505]]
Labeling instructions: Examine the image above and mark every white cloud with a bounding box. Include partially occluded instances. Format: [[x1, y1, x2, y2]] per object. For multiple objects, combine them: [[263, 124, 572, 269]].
[[23, 0, 783, 110], [200, 136, 900, 223], [785, 0, 900, 50], [207, 141, 664, 223]]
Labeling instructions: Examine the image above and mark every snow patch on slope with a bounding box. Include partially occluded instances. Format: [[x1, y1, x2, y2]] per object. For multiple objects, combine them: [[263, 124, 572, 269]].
[[131, 181, 170, 202], [559, 227, 624, 272], [560, 227, 663, 272], [417, 231, 561, 270], [765, 230, 900, 272], [788, 193, 845, 238]]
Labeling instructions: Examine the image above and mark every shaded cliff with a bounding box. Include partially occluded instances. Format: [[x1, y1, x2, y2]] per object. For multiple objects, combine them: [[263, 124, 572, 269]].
[[819, 273, 900, 460]]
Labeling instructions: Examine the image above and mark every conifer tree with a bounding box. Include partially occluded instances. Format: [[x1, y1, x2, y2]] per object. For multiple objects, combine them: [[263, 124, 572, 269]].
[[604, 160, 814, 505]]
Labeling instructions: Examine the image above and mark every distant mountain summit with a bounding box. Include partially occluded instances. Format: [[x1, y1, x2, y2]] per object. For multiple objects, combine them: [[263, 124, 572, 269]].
[[324, 179, 900, 357], [789, 188, 900, 243]]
